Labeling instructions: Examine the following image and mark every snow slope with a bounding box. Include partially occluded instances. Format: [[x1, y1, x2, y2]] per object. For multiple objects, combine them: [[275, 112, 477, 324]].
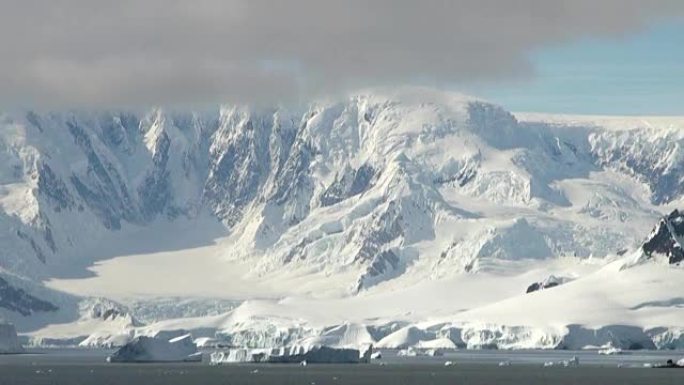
[[0, 88, 683, 348]]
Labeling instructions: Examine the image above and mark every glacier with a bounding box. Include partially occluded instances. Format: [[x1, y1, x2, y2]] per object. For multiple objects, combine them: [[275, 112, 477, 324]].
[[0, 88, 683, 350]]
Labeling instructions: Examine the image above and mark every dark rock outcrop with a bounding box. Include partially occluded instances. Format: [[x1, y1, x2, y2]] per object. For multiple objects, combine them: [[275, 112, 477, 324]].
[[526, 281, 559, 293], [0, 277, 58, 316], [321, 164, 376, 207], [526, 275, 569, 294], [642, 209, 684, 265]]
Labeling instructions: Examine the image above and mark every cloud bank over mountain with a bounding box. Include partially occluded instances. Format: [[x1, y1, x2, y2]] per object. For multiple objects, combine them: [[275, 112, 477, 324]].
[[1, 0, 682, 107]]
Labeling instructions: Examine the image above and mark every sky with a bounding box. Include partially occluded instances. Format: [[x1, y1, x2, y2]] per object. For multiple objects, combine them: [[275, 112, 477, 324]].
[[0, 0, 682, 114], [470, 22, 684, 115]]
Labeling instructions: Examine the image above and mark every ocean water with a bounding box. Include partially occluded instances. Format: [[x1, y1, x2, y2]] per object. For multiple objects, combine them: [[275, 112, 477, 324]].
[[1, 349, 683, 385]]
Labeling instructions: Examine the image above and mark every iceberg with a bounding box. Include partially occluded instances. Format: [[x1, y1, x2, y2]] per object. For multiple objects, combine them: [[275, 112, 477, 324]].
[[415, 338, 458, 350], [563, 356, 580, 367], [543, 357, 579, 367], [210, 345, 365, 364], [107, 334, 200, 363], [397, 347, 443, 357], [598, 346, 623, 355], [396, 347, 418, 357], [0, 323, 23, 354], [653, 358, 684, 368]]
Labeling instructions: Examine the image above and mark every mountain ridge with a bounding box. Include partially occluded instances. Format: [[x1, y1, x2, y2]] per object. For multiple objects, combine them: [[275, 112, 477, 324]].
[[1, 88, 683, 348]]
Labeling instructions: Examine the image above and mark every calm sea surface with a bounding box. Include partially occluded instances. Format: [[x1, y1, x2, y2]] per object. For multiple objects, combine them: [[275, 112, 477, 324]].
[[1, 349, 683, 385]]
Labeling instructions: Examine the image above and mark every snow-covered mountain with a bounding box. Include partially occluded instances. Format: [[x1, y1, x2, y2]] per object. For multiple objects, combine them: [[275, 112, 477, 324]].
[[1, 88, 683, 349]]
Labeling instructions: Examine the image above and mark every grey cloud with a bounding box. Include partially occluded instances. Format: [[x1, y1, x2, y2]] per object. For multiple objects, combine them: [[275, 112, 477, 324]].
[[1, 0, 682, 107]]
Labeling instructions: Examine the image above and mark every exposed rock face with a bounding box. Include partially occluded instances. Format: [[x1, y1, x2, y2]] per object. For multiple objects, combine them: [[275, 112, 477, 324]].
[[0, 277, 58, 316], [642, 209, 684, 265], [320, 164, 376, 207], [526, 281, 558, 293], [526, 275, 572, 294], [359, 344, 373, 363], [67, 118, 141, 230]]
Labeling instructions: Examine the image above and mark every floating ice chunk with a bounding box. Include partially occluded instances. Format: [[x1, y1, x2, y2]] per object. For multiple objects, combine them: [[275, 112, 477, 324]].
[[563, 356, 579, 367], [396, 347, 418, 357], [397, 347, 443, 357], [415, 338, 457, 350], [598, 347, 623, 355], [654, 359, 683, 368]]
